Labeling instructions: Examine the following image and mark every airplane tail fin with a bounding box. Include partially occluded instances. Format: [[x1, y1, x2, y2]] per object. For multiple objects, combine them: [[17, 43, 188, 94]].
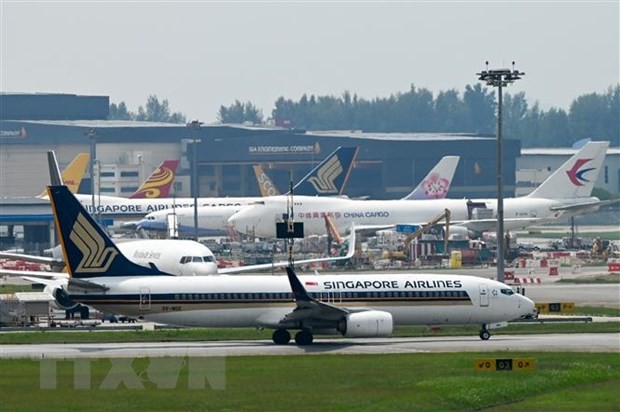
[[37, 153, 89, 198], [47, 185, 172, 279], [292, 147, 359, 196], [253, 165, 281, 196], [402, 156, 460, 200], [129, 160, 179, 199], [526, 141, 609, 199]]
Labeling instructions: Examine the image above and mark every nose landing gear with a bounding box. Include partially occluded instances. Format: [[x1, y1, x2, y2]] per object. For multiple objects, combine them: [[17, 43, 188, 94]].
[[479, 326, 491, 340]]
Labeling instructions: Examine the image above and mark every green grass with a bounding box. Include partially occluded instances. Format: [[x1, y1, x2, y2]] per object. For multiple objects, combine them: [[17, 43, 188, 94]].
[[569, 306, 620, 317], [1, 322, 618, 345], [1, 353, 618, 411], [557, 273, 620, 284], [0, 284, 38, 294]]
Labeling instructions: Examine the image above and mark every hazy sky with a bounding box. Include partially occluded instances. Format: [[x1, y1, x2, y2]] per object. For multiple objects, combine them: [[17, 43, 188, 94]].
[[1, 1, 618, 123]]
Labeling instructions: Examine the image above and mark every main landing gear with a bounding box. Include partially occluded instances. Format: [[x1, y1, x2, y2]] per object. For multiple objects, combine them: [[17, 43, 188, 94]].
[[479, 326, 491, 341], [272, 329, 314, 346]]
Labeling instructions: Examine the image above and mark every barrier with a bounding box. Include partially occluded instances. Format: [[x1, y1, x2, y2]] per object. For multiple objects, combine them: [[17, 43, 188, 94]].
[[514, 277, 541, 284], [608, 260, 620, 273], [549, 266, 559, 276], [504, 271, 515, 281]]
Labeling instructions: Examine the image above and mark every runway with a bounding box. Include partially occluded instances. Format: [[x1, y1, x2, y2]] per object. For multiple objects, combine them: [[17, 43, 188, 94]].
[[2, 333, 618, 359]]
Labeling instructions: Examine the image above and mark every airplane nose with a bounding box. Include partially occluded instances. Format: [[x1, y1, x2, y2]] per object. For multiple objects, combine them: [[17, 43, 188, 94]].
[[520, 295, 536, 317]]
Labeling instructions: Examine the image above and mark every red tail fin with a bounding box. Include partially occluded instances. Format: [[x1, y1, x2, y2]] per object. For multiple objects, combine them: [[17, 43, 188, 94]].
[[129, 160, 179, 199]]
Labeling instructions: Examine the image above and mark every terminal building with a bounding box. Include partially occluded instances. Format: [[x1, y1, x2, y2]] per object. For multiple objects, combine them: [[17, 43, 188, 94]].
[[2, 92, 617, 252]]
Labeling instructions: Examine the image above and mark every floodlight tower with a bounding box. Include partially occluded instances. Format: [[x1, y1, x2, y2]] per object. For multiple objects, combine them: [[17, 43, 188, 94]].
[[477, 61, 524, 282], [187, 120, 203, 241], [85, 128, 98, 222]]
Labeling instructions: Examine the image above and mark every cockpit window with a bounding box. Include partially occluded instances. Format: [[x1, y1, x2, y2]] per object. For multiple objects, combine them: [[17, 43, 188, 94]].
[[180, 256, 188, 264], [192, 256, 203, 263], [203, 256, 216, 263], [500, 288, 514, 296]]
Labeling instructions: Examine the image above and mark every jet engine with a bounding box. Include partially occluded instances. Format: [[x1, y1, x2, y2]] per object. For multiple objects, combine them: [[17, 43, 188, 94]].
[[338, 310, 394, 338], [52, 287, 78, 310]]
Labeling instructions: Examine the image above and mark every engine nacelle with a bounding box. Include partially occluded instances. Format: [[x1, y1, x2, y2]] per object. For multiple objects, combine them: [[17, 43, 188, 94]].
[[338, 310, 394, 338], [53, 288, 78, 310]]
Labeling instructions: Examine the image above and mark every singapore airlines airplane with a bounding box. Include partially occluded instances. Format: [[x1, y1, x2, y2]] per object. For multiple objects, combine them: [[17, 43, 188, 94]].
[[134, 146, 359, 236], [72, 146, 358, 219], [228, 141, 611, 238], [31, 184, 535, 344]]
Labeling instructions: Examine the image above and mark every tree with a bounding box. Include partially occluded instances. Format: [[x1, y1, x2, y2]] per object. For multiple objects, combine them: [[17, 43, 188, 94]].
[[135, 95, 186, 123], [463, 83, 496, 134], [218, 100, 263, 124], [108, 101, 133, 120]]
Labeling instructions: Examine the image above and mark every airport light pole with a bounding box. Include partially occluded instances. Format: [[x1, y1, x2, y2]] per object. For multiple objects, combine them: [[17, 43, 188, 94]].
[[187, 120, 203, 241], [477, 62, 524, 283], [85, 128, 98, 221]]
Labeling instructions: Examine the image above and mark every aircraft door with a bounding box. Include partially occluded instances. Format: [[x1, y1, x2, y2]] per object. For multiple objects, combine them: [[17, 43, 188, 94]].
[[479, 284, 489, 307], [139, 287, 151, 310]]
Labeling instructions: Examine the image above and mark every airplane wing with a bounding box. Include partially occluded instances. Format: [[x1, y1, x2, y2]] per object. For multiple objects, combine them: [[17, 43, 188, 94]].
[[455, 218, 544, 233], [218, 227, 357, 274], [549, 199, 620, 214], [0, 268, 69, 280], [0, 251, 62, 268], [280, 266, 349, 323]]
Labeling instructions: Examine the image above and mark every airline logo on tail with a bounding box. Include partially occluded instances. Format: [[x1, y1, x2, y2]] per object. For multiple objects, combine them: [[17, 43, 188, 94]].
[[566, 158, 595, 186], [70, 213, 118, 273], [307, 156, 343, 194], [420, 173, 450, 199], [130, 160, 179, 199]]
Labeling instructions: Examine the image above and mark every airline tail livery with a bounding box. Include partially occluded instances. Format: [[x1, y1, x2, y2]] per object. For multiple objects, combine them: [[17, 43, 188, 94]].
[[37, 152, 89, 198], [292, 146, 358, 196], [402, 156, 460, 200], [129, 160, 179, 199], [526, 141, 609, 199]]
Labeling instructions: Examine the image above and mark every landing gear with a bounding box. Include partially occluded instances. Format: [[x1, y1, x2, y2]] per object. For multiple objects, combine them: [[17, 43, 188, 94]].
[[294, 330, 314, 346], [479, 326, 491, 341], [272, 329, 291, 345]]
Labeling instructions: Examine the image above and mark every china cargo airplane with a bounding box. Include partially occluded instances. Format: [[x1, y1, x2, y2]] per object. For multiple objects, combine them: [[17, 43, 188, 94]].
[[137, 155, 460, 237], [228, 141, 611, 238], [254, 155, 460, 200], [73, 146, 358, 220], [134, 146, 359, 235], [34, 184, 535, 344]]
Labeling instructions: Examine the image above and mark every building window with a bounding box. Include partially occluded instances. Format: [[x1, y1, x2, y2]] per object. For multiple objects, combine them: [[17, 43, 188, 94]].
[[121, 187, 139, 193], [120, 171, 139, 177], [100, 187, 115, 193], [100, 172, 115, 178], [604, 166, 608, 184]]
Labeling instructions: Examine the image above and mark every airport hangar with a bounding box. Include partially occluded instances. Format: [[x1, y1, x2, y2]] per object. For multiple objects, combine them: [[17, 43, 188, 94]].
[[0, 92, 521, 252]]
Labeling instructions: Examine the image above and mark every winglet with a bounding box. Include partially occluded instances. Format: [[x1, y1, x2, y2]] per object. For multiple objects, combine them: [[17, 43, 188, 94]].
[[285, 266, 313, 302], [47, 151, 64, 186]]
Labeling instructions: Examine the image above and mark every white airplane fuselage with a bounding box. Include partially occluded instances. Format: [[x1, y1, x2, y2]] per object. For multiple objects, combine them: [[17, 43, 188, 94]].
[[228, 195, 599, 238], [68, 273, 534, 330], [72, 194, 259, 219]]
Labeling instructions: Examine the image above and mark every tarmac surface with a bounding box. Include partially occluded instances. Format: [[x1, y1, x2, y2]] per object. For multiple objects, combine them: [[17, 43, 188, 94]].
[[1, 333, 618, 359]]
